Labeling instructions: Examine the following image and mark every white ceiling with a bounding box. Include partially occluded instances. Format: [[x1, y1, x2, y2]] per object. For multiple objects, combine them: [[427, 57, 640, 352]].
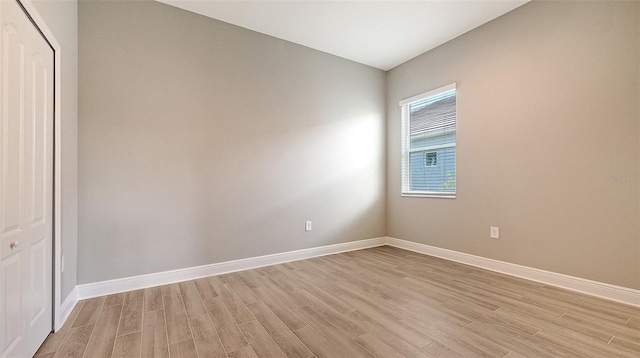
[[156, 0, 529, 71]]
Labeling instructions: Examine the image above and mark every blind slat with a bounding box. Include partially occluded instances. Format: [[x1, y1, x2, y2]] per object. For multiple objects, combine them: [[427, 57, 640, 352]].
[[409, 91, 456, 138]]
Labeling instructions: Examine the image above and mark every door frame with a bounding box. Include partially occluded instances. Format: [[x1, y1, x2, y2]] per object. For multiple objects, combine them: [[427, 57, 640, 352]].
[[15, 0, 64, 332]]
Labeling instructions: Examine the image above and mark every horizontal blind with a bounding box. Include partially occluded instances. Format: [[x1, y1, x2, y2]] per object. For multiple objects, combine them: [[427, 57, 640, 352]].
[[409, 89, 456, 139]]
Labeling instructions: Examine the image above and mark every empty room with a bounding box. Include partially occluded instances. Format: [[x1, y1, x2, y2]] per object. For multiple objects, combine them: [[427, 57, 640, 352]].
[[1, 0, 638, 357]]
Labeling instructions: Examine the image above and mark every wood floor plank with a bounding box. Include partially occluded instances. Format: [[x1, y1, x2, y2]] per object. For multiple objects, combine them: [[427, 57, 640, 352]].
[[268, 329, 314, 358], [339, 286, 406, 322], [227, 346, 259, 358], [522, 292, 626, 325], [535, 330, 607, 357], [388, 295, 472, 327], [281, 263, 296, 271], [203, 296, 249, 352], [504, 351, 528, 358], [189, 314, 227, 358], [222, 273, 259, 305], [168, 339, 198, 358], [403, 276, 500, 312], [296, 277, 353, 314], [35, 300, 85, 356], [219, 283, 255, 324], [83, 303, 123, 357], [403, 314, 511, 357], [422, 340, 464, 358], [535, 328, 628, 357], [560, 311, 637, 342], [293, 267, 350, 298], [73, 297, 106, 328], [346, 309, 433, 358], [143, 287, 163, 312], [300, 290, 366, 338], [499, 303, 616, 349], [237, 320, 287, 358], [40, 247, 640, 358], [119, 290, 144, 336], [580, 296, 640, 318], [163, 293, 192, 344], [443, 324, 511, 357], [293, 326, 347, 358], [235, 270, 263, 290], [354, 333, 405, 358], [341, 295, 430, 347], [259, 277, 310, 310], [610, 336, 640, 357], [194, 277, 219, 299], [465, 321, 571, 358], [112, 332, 142, 358], [252, 287, 308, 331], [445, 299, 539, 336], [51, 324, 94, 358], [295, 306, 372, 358], [208, 275, 227, 294], [178, 281, 207, 318], [160, 283, 180, 296], [246, 301, 289, 336], [105, 293, 127, 307], [141, 310, 169, 358]]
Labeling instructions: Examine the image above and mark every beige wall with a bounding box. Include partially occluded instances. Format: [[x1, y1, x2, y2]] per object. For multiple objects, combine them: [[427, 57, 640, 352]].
[[77, 0, 639, 290], [78, 0, 386, 283], [387, 1, 640, 289], [32, 0, 78, 300]]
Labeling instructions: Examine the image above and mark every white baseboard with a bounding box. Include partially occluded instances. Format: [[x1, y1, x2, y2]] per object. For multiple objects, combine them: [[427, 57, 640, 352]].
[[74, 236, 639, 308], [77, 237, 387, 299], [387, 237, 640, 307], [56, 287, 78, 331]]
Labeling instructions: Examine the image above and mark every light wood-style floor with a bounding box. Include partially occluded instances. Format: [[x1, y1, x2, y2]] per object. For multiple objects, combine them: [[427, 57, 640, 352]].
[[36, 246, 640, 358]]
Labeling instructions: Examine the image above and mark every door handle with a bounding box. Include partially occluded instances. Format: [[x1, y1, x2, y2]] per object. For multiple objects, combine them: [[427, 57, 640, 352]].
[[9, 241, 18, 249]]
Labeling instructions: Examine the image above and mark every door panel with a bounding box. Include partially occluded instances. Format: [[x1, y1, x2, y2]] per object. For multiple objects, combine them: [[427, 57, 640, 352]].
[[30, 55, 46, 226], [0, 1, 53, 357], [0, 4, 28, 357], [1, 253, 22, 356], [1, 21, 24, 237], [30, 237, 45, 324]]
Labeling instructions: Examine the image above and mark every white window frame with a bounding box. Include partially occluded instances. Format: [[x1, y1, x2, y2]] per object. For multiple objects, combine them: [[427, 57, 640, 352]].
[[400, 83, 457, 198]]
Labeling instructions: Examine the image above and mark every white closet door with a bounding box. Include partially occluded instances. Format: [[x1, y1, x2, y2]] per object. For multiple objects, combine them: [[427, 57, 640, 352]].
[[0, 0, 54, 356]]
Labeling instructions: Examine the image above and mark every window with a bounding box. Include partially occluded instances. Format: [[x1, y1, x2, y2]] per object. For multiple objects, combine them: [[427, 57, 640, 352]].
[[424, 152, 437, 167], [400, 83, 456, 197]]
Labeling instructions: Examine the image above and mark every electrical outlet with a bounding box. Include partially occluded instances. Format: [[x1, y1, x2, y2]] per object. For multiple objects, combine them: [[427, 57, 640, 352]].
[[490, 227, 499, 239], [61, 255, 65, 273], [305, 221, 312, 231]]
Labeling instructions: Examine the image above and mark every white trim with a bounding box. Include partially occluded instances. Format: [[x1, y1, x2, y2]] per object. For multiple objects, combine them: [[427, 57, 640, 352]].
[[408, 143, 455, 154], [400, 83, 457, 198], [401, 192, 456, 199], [387, 237, 640, 307], [59, 287, 77, 328], [399, 83, 456, 106], [77, 238, 387, 299], [75, 236, 640, 308], [15, 0, 64, 332]]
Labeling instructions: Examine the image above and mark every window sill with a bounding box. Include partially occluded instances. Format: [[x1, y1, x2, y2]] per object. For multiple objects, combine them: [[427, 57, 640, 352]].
[[401, 192, 456, 199]]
